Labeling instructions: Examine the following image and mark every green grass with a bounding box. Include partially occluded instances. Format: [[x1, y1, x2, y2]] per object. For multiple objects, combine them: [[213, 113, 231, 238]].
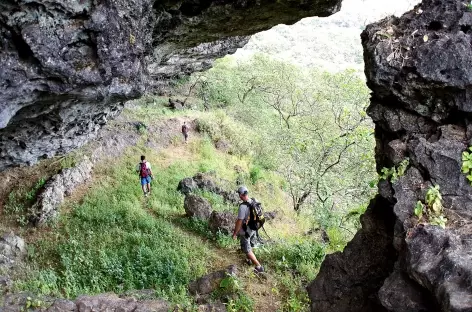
[[18, 138, 254, 304], [20, 150, 221, 302], [4, 177, 47, 226], [258, 238, 325, 279], [13, 119, 327, 311], [124, 96, 197, 122], [194, 190, 236, 213]]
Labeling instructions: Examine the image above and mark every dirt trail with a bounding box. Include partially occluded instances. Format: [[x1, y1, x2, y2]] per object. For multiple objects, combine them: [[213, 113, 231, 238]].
[[137, 122, 283, 312], [168, 215, 281, 312], [2, 112, 283, 311]]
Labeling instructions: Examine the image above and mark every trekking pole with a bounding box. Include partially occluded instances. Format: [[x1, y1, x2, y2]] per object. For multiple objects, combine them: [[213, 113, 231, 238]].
[[260, 226, 272, 241]]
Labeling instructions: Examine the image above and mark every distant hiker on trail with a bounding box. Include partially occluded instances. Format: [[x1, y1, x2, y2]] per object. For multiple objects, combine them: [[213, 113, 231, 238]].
[[182, 122, 189, 143], [232, 186, 265, 274], [136, 155, 153, 197]]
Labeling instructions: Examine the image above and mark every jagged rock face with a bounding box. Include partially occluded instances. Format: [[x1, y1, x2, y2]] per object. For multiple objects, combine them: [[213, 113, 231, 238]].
[[0, 0, 342, 171], [309, 0, 472, 311], [307, 196, 397, 311]]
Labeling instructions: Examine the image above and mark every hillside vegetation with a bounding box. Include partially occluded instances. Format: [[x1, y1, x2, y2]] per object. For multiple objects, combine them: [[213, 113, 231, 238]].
[[235, 0, 419, 72], [2, 53, 377, 311], [182, 54, 377, 235]]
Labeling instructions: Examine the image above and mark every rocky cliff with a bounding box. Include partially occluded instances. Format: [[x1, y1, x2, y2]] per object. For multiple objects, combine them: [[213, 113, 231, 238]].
[[0, 0, 342, 171], [308, 0, 472, 311]]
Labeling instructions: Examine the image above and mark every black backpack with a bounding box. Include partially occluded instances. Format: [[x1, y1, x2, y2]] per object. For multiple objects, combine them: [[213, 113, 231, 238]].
[[242, 198, 265, 231]]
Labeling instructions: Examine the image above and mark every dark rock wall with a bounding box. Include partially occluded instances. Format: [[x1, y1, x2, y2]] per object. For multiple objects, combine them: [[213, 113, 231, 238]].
[[308, 1, 472, 311], [0, 0, 152, 169], [0, 0, 342, 170]]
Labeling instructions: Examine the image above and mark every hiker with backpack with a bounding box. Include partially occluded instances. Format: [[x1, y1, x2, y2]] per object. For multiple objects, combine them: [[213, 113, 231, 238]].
[[232, 186, 265, 274], [136, 155, 153, 197], [181, 122, 189, 143]]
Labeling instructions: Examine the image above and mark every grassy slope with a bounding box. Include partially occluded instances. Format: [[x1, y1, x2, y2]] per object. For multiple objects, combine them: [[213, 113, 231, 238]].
[[5, 104, 327, 311]]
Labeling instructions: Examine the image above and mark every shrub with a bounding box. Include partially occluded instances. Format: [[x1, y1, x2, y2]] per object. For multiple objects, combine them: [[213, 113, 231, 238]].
[[196, 113, 254, 156], [249, 165, 263, 185], [326, 227, 348, 252], [4, 177, 46, 226], [259, 239, 325, 277], [227, 293, 254, 312], [414, 184, 447, 228]]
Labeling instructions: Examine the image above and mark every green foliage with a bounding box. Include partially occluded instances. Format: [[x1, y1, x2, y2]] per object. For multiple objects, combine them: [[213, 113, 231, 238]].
[[425, 185, 442, 214], [219, 274, 240, 293], [60, 152, 82, 169], [466, 1, 472, 11], [414, 185, 447, 229], [249, 165, 263, 185], [177, 217, 213, 239], [343, 203, 368, 230], [212, 274, 254, 312], [259, 239, 325, 277], [137, 122, 147, 135], [226, 293, 255, 312], [196, 112, 254, 157], [190, 54, 377, 243], [461, 146, 472, 184], [21, 296, 44, 311], [326, 227, 348, 252], [215, 231, 237, 248], [21, 156, 214, 301], [284, 293, 309, 312], [414, 201, 424, 219], [4, 177, 46, 226], [12, 52, 384, 310], [26, 178, 46, 200], [275, 271, 310, 312], [215, 273, 242, 300], [380, 158, 409, 183], [430, 215, 447, 228], [193, 189, 234, 213], [4, 192, 26, 217]]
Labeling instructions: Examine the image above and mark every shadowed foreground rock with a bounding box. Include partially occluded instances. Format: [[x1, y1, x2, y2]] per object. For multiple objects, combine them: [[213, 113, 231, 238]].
[[309, 0, 472, 311], [1, 292, 227, 311], [307, 196, 397, 311], [2, 293, 171, 312], [0, 0, 342, 170]]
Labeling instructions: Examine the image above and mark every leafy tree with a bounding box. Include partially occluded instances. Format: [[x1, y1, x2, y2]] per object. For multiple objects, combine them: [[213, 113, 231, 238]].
[[186, 54, 376, 235]]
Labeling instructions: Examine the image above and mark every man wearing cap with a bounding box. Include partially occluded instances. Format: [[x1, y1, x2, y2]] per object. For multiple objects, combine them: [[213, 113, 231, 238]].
[[232, 186, 264, 273]]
